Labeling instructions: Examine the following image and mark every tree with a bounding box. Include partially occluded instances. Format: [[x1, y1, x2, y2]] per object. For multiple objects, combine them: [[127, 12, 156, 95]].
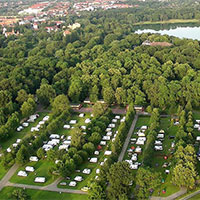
[[172, 145, 197, 189], [71, 128, 85, 149], [172, 163, 196, 189], [89, 85, 99, 103], [16, 89, 28, 104], [102, 87, 115, 105], [16, 145, 29, 165], [51, 94, 70, 116], [107, 161, 133, 200], [37, 147, 45, 159], [89, 132, 101, 145], [83, 142, 95, 155], [68, 79, 83, 102], [36, 84, 56, 106], [115, 87, 126, 106], [47, 149, 56, 162], [11, 189, 29, 200], [20, 98, 36, 118], [73, 153, 83, 165], [92, 102, 107, 118], [135, 168, 160, 199], [88, 182, 107, 200]]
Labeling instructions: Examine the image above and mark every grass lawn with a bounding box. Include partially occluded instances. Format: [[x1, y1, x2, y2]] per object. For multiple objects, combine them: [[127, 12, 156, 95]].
[[0, 162, 7, 180], [0, 112, 48, 151], [10, 160, 57, 186], [152, 117, 180, 197], [153, 174, 180, 197], [134, 19, 200, 25], [190, 194, 200, 200], [0, 186, 87, 200]]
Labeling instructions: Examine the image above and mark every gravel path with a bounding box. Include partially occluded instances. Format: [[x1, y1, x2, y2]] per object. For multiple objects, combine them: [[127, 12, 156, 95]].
[[118, 114, 138, 161]]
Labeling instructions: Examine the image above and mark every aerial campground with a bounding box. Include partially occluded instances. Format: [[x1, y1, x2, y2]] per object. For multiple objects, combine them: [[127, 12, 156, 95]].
[[1, 0, 200, 200]]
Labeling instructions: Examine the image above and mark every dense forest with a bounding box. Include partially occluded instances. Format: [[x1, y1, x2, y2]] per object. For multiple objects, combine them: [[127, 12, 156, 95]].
[[0, 7, 200, 140]]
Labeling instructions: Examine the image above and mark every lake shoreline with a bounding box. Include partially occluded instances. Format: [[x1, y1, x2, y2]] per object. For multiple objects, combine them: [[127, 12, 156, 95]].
[[134, 19, 200, 26]]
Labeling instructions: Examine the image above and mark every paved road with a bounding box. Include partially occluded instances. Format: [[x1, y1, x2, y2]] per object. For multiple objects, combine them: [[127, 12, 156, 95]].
[[179, 189, 200, 200], [6, 181, 87, 194], [118, 114, 138, 161], [0, 164, 19, 191], [150, 187, 187, 200], [73, 107, 127, 114]]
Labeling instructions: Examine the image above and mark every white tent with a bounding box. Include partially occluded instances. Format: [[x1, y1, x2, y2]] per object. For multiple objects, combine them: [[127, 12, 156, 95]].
[[90, 157, 98, 163], [63, 125, 70, 129], [115, 115, 120, 119], [25, 166, 34, 172], [106, 128, 112, 132], [96, 168, 100, 174], [18, 170, 28, 177], [103, 136, 110, 141], [70, 120, 77, 124], [194, 124, 200, 129], [22, 122, 29, 127], [155, 146, 163, 151], [106, 132, 112, 136], [85, 118, 91, 124], [100, 141, 106, 145], [112, 119, 117, 123], [35, 177, 45, 183], [59, 144, 69, 150], [74, 176, 83, 182], [155, 140, 162, 145], [108, 124, 115, 128], [43, 116, 49, 121], [69, 181, 76, 187], [157, 134, 164, 139], [79, 113, 85, 117], [13, 143, 18, 148], [104, 151, 112, 156], [82, 169, 91, 174], [50, 134, 60, 139], [141, 126, 147, 130], [29, 156, 38, 162]]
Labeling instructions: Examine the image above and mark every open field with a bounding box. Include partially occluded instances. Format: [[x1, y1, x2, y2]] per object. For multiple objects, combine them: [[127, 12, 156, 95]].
[[134, 19, 200, 25], [0, 186, 87, 200], [10, 160, 57, 186]]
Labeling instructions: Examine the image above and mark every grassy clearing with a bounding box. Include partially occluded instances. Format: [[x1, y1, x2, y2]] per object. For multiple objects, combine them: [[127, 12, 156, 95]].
[[10, 160, 57, 186], [134, 19, 200, 25], [0, 186, 87, 200], [152, 117, 180, 197], [189, 193, 200, 200], [0, 112, 48, 150], [0, 162, 7, 180]]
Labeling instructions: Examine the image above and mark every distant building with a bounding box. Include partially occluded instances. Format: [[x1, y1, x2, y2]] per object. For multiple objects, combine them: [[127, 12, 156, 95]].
[[63, 29, 71, 36], [142, 40, 172, 47], [4, 29, 20, 38], [134, 105, 144, 112], [33, 23, 38, 30], [67, 23, 81, 30]]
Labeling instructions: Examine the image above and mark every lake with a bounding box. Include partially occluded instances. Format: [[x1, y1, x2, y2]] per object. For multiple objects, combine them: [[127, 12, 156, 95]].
[[134, 23, 200, 40]]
